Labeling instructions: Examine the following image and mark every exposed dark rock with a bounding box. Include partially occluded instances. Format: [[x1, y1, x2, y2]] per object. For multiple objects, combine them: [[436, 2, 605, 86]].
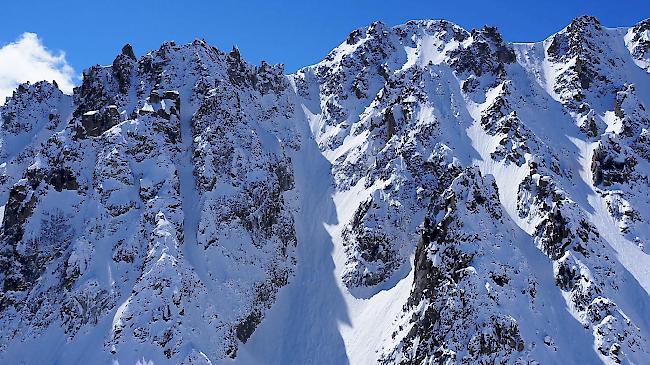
[[1, 183, 37, 250], [535, 207, 571, 260], [235, 310, 261, 343], [77, 105, 121, 138], [628, 19, 650, 70], [346, 29, 363, 45], [74, 66, 115, 117], [227, 47, 257, 87], [256, 61, 288, 95], [275, 163, 295, 192], [449, 26, 515, 80], [614, 92, 626, 119], [555, 258, 578, 290], [112, 46, 137, 94], [46, 168, 79, 192], [121, 43, 137, 61], [142, 90, 181, 122], [591, 141, 637, 187]]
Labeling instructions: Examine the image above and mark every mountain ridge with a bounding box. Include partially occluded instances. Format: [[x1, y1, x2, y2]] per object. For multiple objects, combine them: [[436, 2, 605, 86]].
[[0, 15, 649, 364]]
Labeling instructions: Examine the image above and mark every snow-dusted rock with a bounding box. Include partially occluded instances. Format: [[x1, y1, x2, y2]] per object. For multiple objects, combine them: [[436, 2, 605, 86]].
[[1, 15, 650, 365]]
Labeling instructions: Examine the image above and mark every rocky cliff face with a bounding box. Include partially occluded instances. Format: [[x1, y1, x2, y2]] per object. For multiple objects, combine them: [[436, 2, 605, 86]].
[[1, 16, 650, 365], [0, 40, 299, 364]]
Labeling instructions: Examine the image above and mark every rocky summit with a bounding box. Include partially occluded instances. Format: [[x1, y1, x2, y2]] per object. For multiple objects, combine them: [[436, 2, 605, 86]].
[[1, 16, 650, 365]]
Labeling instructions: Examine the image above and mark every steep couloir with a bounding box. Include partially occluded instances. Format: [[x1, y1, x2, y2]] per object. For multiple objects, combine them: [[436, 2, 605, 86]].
[[0, 16, 649, 365]]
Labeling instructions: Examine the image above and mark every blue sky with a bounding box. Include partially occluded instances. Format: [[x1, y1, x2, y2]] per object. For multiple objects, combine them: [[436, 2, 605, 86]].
[[1, 0, 649, 75]]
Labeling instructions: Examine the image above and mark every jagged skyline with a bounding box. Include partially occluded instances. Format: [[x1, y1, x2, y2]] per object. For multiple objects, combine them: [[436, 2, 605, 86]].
[[1, 0, 648, 77], [0, 14, 649, 365]]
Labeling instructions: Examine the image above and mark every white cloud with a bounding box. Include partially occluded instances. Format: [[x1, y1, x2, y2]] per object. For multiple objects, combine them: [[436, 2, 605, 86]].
[[0, 33, 76, 103]]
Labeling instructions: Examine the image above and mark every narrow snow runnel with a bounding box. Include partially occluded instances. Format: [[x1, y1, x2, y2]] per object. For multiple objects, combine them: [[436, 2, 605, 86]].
[[176, 93, 209, 289]]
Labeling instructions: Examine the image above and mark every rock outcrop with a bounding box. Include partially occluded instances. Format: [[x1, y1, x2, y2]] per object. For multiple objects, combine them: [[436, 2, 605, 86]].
[[1, 15, 650, 365]]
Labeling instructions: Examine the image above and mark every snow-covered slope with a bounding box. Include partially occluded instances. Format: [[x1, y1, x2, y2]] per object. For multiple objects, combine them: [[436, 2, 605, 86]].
[[0, 42, 299, 364], [1, 16, 650, 365]]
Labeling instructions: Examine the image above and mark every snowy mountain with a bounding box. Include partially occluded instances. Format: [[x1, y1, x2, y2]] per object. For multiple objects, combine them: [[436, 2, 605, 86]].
[[0, 16, 649, 365]]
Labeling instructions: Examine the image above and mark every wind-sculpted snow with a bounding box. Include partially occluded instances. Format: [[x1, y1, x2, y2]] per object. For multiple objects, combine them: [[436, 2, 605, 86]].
[[1, 15, 650, 365]]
